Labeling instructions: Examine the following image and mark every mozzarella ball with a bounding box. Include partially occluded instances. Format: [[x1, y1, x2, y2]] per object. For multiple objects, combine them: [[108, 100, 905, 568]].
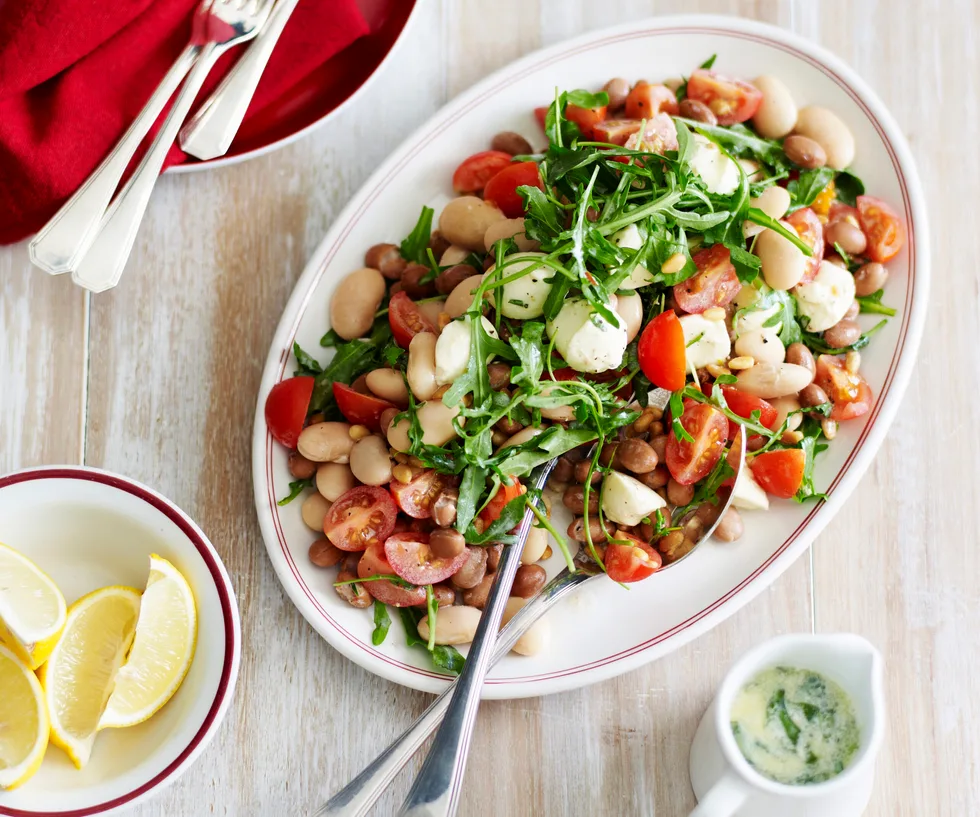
[[601, 471, 667, 527], [610, 224, 655, 290], [690, 135, 740, 195], [793, 260, 857, 332], [485, 252, 554, 319], [679, 313, 731, 369], [546, 298, 627, 374]]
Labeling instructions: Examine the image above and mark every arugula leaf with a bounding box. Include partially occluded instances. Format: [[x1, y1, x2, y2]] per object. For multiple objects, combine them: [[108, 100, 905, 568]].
[[309, 317, 394, 414], [727, 244, 762, 284], [398, 607, 427, 649], [544, 91, 580, 147], [319, 328, 342, 348], [464, 493, 529, 545], [669, 390, 694, 443], [673, 452, 736, 520], [293, 342, 323, 376], [700, 54, 718, 70], [493, 427, 597, 477], [769, 689, 801, 745], [787, 168, 835, 208], [509, 322, 546, 391], [432, 645, 465, 675], [834, 170, 865, 206], [371, 601, 391, 646], [566, 89, 610, 109], [521, 186, 563, 238], [745, 208, 813, 255], [855, 289, 897, 317], [455, 464, 487, 535], [424, 585, 438, 652], [794, 416, 828, 503], [802, 319, 887, 355], [277, 478, 313, 506], [400, 206, 434, 264], [679, 120, 788, 170]]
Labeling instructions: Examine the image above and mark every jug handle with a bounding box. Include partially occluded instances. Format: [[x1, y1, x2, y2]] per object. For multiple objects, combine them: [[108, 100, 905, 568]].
[[689, 772, 749, 817]]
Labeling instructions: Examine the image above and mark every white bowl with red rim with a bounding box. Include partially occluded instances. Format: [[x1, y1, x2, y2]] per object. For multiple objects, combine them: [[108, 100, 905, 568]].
[[252, 14, 929, 698], [0, 467, 241, 817]]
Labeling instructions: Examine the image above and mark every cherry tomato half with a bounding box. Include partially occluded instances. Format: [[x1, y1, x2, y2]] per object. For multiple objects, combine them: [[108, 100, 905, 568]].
[[390, 469, 449, 519], [720, 386, 777, 438], [480, 478, 525, 526], [815, 355, 873, 421], [625, 81, 679, 120], [452, 150, 514, 195], [749, 449, 806, 498], [665, 402, 728, 485], [673, 244, 741, 314], [483, 161, 544, 218], [685, 70, 763, 126], [534, 106, 548, 131], [389, 291, 436, 348], [332, 383, 395, 431], [383, 532, 470, 586], [265, 376, 314, 448], [357, 539, 426, 607], [785, 207, 824, 285], [565, 103, 607, 140], [324, 486, 397, 552], [623, 113, 679, 155], [605, 534, 663, 583], [857, 195, 906, 263], [637, 310, 687, 392], [592, 118, 642, 146]]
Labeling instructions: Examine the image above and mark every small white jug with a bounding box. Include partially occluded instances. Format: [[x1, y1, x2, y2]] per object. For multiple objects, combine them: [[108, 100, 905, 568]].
[[689, 633, 885, 817]]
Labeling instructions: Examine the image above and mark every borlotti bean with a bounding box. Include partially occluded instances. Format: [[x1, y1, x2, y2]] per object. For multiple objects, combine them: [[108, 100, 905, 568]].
[[266, 60, 905, 671]]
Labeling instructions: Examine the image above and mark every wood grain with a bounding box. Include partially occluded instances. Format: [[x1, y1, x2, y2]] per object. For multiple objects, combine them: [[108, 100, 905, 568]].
[[0, 1, 974, 815]]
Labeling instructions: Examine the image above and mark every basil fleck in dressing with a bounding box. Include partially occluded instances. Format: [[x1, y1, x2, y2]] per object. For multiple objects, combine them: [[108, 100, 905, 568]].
[[730, 666, 860, 785]]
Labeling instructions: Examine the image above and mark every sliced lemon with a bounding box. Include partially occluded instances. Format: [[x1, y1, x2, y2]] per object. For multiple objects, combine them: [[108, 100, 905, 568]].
[[0, 541, 67, 670], [0, 644, 49, 790], [99, 555, 197, 730], [39, 586, 140, 768]]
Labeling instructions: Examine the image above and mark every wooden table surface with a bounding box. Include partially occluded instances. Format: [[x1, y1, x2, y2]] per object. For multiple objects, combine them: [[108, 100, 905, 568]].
[[2, 1, 975, 814]]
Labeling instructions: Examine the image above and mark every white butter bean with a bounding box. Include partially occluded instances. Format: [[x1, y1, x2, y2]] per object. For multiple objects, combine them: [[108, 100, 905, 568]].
[[330, 267, 386, 340], [613, 291, 643, 343], [417, 605, 482, 645], [500, 427, 545, 450], [734, 363, 814, 399], [770, 395, 803, 433], [439, 196, 506, 252], [734, 329, 785, 365], [388, 400, 464, 451], [444, 276, 483, 319], [301, 492, 331, 531], [365, 368, 408, 406], [483, 217, 540, 252], [793, 106, 856, 170], [744, 186, 791, 238], [756, 224, 807, 290], [407, 332, 439, 401], [751, 75, 798, 139], [501, 597, 550, 655], [315, 463, 356, 501], [520, 524, 549, 564], [297, 422, 354, 463], [349, 435, 393, 486]]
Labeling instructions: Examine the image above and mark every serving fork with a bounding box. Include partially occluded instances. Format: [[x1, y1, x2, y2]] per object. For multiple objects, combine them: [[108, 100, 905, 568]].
[[317, 393, 746, 817]]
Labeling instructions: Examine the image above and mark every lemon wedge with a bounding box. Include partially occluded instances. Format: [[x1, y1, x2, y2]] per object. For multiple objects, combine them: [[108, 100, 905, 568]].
[[0, 644, 49, 790], [99, 555, 197, 730], [39, 586, 140, 768], [0, 542, 67, 670]]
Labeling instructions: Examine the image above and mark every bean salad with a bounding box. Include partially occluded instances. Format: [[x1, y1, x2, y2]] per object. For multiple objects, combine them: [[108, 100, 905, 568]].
[[265, 58, 906, 674]]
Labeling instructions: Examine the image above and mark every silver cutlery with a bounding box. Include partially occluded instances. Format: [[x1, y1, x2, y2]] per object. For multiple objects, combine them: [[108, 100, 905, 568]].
[[318, 398, 746, 817], [179, 0, 302, 160], [67, 0, 274, 293]]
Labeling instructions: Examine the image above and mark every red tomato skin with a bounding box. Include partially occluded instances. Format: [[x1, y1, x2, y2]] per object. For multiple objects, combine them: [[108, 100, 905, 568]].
[[605, 536, 663, 583], [534, 106, 548, 131], [565, 104, 607, 140], [673, 245, 741, 314], [623, 113, 679, 155], [637, 310, 687, 392], [389, 291, 437, 348], [324, 486, 398, 552], [786, 208, 824, 284], [665, 403, 728, 485], [332, 383, 395, 431], [265, 376, 314, 448], [452, 151, 513, 194], [857, 195, 906, 262], [625, 81, 680, 120], [389, 470, 449, 519], [358, 540, 426, 607], [749, 449, 806, 498], [483, 162, 544, 218], [815, 355, 873, 421], [383, 532, 470, 586], [685, 70, 763, 125], [592, 118, 643, 146], [720, 387, 777, 438], [480, 478, 525, 525]]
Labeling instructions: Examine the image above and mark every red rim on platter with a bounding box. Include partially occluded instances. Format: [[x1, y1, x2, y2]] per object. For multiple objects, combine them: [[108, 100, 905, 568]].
[[170, 0, 419, 173], [0, 467, 241, 817], [252, 15, 929, 698]]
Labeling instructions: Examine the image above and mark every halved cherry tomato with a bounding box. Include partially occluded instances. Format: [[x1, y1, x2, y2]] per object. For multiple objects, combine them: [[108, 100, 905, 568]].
[[452, 150, 513, 194], [265, 376, 314, 448], [324, 486, 397, 552], [389, 291, 436, 348], [673, 244, 741, 314], [592, 118, 642, 146], [637, 310, 686, 392], [357, 539, 426, 607], [332, 383, 395, 431], [720, 386, 777, 439], [749, 449, 806, 498], [857, 195, 905, 262], [623, 113, 679, 155], [565, 103, 607, 140], [625, 81, 679, 120], [665, 402, 728, 485], [480, 478, 525, 525], [483, 161, 544, 218], [685, 70, 763, 126], [534, 106, 548, 131], [604, 534, 663, 583], [390, 470, 449, 519], [785, 207, 824, 285], [814, 355, 873, 421], [383, 532, 470, 586]]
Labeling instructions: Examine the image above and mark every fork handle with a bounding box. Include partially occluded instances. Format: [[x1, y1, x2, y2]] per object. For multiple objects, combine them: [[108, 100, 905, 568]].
[[179, 0, 301, 160], [314, 569, 584, 817], [28, 45, 201, 275], [71, 43, 225, 293]]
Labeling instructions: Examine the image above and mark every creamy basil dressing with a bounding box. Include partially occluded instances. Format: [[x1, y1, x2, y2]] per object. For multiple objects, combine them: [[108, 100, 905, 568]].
[[730, 666, 860, 785]]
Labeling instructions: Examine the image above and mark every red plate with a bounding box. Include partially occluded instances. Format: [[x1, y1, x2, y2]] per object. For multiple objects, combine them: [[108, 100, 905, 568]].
[[172, 0, 419, 173]]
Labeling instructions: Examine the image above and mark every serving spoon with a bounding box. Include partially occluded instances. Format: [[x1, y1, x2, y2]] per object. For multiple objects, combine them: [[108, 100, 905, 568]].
[[316, 391, 746, 817]]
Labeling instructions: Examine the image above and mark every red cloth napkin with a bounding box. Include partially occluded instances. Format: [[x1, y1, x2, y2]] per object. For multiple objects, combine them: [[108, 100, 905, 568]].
[[0, 0, 370, 245]]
